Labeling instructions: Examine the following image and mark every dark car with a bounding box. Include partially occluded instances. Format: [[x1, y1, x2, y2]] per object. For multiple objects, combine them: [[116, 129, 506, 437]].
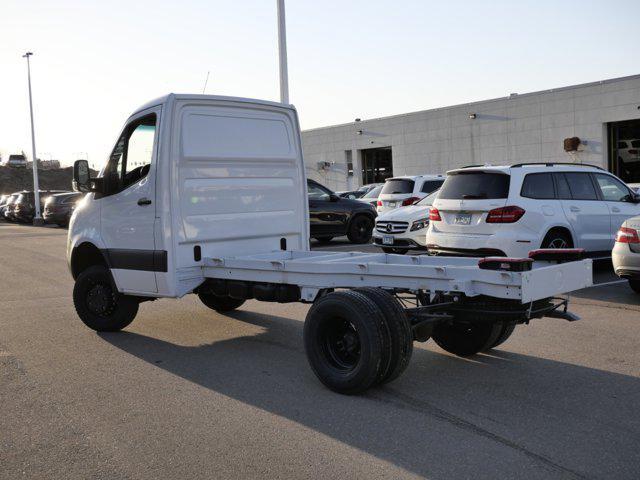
[[336, 183, 382, 199], [43, 192, 83, 226], [14, 190, 67, 223], [308, 179, 377, 244]]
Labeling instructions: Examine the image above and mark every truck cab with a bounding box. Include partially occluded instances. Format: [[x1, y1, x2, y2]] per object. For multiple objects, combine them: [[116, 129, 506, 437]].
[[68, 94, 308, 298]]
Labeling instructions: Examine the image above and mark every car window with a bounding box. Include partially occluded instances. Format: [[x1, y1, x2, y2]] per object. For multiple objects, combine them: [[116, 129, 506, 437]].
[[307, 182, 331, 201], [520, 173, 555, 199], [553, 173, 571, 199], [103, 114, 156, 195], [363, 184, 383, 199], [618, 141, 628, 149], [381, 179, 415, 195], [632, 140, 640, 148], [563, 173, 598, 200], [439, 172, 510, 199], [594, 173, 631, 202], [420, 180, 444, 193], [416, 189, 439, 205]]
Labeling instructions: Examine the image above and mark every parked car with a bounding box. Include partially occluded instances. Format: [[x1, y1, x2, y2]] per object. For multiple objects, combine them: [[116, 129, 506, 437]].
[[426, 163, 640, 258], [337, 183, 382, 199], [13, 190, 67, 223], [376, 175, 444, 214], [357, 183, 384, 207], [612, 217, 640, 294], [6, 154, 27, 168], [627, 183, 640, 193], [373, 189, 439, 254], [308, 179, 377, 244], [3, 192, 23, 221], [43, 192, 83, 226]]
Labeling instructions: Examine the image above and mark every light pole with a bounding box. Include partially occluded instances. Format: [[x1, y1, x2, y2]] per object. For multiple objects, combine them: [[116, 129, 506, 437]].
[[277, 0, 289, 104], [23, 51, 43, 225]]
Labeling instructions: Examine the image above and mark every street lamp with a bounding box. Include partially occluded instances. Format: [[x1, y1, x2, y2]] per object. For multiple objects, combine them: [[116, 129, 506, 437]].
[[23, 51, 43, 225], [277, 0, 289, 104]]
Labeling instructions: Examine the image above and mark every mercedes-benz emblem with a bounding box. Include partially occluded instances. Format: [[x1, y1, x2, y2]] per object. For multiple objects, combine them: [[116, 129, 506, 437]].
[[386, 223, 392, 233]]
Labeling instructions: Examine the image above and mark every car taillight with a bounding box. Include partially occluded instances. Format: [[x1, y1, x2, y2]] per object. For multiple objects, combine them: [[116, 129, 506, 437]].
[[429, 207, 441, 221], [616, 227, 640, 243], [402, 196, 420, 206], [628, 149, 638, 155], [377, 200, 382, 207], [486, 206, 525, 223]]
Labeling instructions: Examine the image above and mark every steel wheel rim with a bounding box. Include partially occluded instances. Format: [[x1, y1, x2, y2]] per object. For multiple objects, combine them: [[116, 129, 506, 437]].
[[321, 317, 361, 371]]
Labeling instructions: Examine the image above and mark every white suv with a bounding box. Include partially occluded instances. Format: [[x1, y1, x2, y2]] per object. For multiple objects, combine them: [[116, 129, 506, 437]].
[[426, 163, 640, 258], [377, 175, 444, 214]]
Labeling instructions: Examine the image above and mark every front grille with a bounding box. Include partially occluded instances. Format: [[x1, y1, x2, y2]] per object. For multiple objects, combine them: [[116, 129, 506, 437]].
[[376, 221, 409, 234]]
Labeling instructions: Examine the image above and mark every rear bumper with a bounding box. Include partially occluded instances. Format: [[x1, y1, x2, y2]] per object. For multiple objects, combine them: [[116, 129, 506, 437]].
[[426, 229, 536, 258], [612, 243, 640, 278]]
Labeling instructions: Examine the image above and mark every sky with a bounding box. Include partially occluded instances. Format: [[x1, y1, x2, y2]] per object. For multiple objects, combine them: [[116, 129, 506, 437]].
[[1, 0, 638, 168]]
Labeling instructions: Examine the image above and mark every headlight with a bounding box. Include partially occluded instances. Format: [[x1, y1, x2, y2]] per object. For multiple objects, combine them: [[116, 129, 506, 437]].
[[410, 219, 429, 231]]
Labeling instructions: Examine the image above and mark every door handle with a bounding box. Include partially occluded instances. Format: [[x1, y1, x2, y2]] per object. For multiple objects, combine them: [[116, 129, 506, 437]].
[[612, 207, 621, 213], [137, 197, 152, 206], [569, 206, 580, 212]]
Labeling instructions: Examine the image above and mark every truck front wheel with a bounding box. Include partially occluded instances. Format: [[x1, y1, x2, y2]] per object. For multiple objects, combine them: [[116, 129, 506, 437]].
[[73, 265, 139, 332], [432, 320, 503, 357], [198, 292, 246, 312]]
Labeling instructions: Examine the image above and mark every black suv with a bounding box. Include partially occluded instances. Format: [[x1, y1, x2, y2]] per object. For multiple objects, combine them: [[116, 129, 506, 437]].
[[308, 179, 377, 244], [43, 192, 83, 227]]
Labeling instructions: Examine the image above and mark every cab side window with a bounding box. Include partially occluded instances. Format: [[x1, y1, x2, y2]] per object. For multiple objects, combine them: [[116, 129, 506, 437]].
[[103, 114, 157, 195], [307, 182, 331, 201]]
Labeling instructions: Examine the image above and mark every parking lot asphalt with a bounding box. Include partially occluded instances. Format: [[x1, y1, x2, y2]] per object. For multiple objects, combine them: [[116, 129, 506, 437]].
[[2, 223, 639, 480]]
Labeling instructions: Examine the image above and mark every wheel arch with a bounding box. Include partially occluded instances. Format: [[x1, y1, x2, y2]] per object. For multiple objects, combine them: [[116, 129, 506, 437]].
[[70, 242, 109, 280], [541, 225, 575, 248]]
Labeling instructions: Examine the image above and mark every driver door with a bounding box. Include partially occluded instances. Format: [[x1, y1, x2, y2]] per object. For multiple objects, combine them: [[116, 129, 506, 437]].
[[99, 107, 161, 294]]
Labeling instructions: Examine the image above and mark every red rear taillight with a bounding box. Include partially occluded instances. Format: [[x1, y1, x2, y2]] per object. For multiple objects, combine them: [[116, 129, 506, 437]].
[[616, 227, 640, 244], [377, 200, 382, 207], [402, 196, 421, 206], [628, 149, 638, 155], [486, 206, 525, 223], [429, 207, 441, 221]]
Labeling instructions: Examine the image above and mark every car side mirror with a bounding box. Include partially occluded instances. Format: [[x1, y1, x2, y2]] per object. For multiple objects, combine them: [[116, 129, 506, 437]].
[[73, 160, 91, 192], [632, 193, 640, 204], [329, 194, 340, 202]]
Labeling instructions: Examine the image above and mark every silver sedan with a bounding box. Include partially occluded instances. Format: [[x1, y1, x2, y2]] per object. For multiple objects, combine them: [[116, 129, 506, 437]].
[[612, 215, 640, 293]]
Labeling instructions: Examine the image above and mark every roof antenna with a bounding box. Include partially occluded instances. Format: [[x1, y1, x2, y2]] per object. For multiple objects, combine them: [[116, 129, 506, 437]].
[[202, 71, 210, 94]]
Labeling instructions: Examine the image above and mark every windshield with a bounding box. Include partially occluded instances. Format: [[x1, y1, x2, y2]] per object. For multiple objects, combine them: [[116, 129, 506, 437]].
[[381, 179, 415, 195], [363, 184, 383, 198], [438, 172, 510, 199], [416, 189, 439, 205]]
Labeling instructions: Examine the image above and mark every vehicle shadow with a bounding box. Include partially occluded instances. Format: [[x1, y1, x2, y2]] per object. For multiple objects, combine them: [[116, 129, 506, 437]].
[[100, 307, 640, 479]]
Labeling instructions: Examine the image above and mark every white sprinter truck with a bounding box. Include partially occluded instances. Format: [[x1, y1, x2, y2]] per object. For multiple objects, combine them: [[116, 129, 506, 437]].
[[68, 94, 593, 394]]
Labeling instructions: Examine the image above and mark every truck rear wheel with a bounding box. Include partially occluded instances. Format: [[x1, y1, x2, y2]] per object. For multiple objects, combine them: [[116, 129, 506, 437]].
[[198, 292, 246, 312], [355, 288, 413, 385], [304, 290, 385, 394], [432, 320, 502, 357], [487, 322, 517, 350], [73, 265, 139, 332]]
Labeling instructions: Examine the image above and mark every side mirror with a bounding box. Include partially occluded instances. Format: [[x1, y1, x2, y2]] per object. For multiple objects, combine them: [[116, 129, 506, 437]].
[[329, 193, 340, 202], [73, 160, 91, 192]]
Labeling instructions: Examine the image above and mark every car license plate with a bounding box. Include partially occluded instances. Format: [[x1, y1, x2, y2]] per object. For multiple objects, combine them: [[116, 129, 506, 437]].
[[383, 235, 394, 245], [387, 202, 396, 208], [454, 213, 472, 225]]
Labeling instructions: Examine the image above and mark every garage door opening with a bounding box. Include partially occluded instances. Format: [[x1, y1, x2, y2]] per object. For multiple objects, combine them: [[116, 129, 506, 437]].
[[608, 119, 640, 183], [360, 147, 392, 184]]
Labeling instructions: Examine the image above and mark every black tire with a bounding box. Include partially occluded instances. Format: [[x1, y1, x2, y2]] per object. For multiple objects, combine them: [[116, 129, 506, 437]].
[[347, 215, 374, 244], [541, 230, 573, 249], [304, 290, 385, 394], [486, 321, 517, 350], [432, 320, 503, 357], [629, 279, 640, 294], [198, 292, 246, 312], [313, 236, 334, 244], [355, 288, 413, 385], [73, 265, 139, 332], [382, 247, 407, 255]]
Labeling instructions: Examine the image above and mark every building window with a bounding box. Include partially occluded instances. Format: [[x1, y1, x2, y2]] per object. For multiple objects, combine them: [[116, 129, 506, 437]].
[[345, 150, 353, 176], [361, 146, 393, 184]]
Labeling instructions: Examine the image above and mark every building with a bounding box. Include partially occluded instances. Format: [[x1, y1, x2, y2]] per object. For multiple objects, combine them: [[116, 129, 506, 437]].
[[301, 74, 640, 191]]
